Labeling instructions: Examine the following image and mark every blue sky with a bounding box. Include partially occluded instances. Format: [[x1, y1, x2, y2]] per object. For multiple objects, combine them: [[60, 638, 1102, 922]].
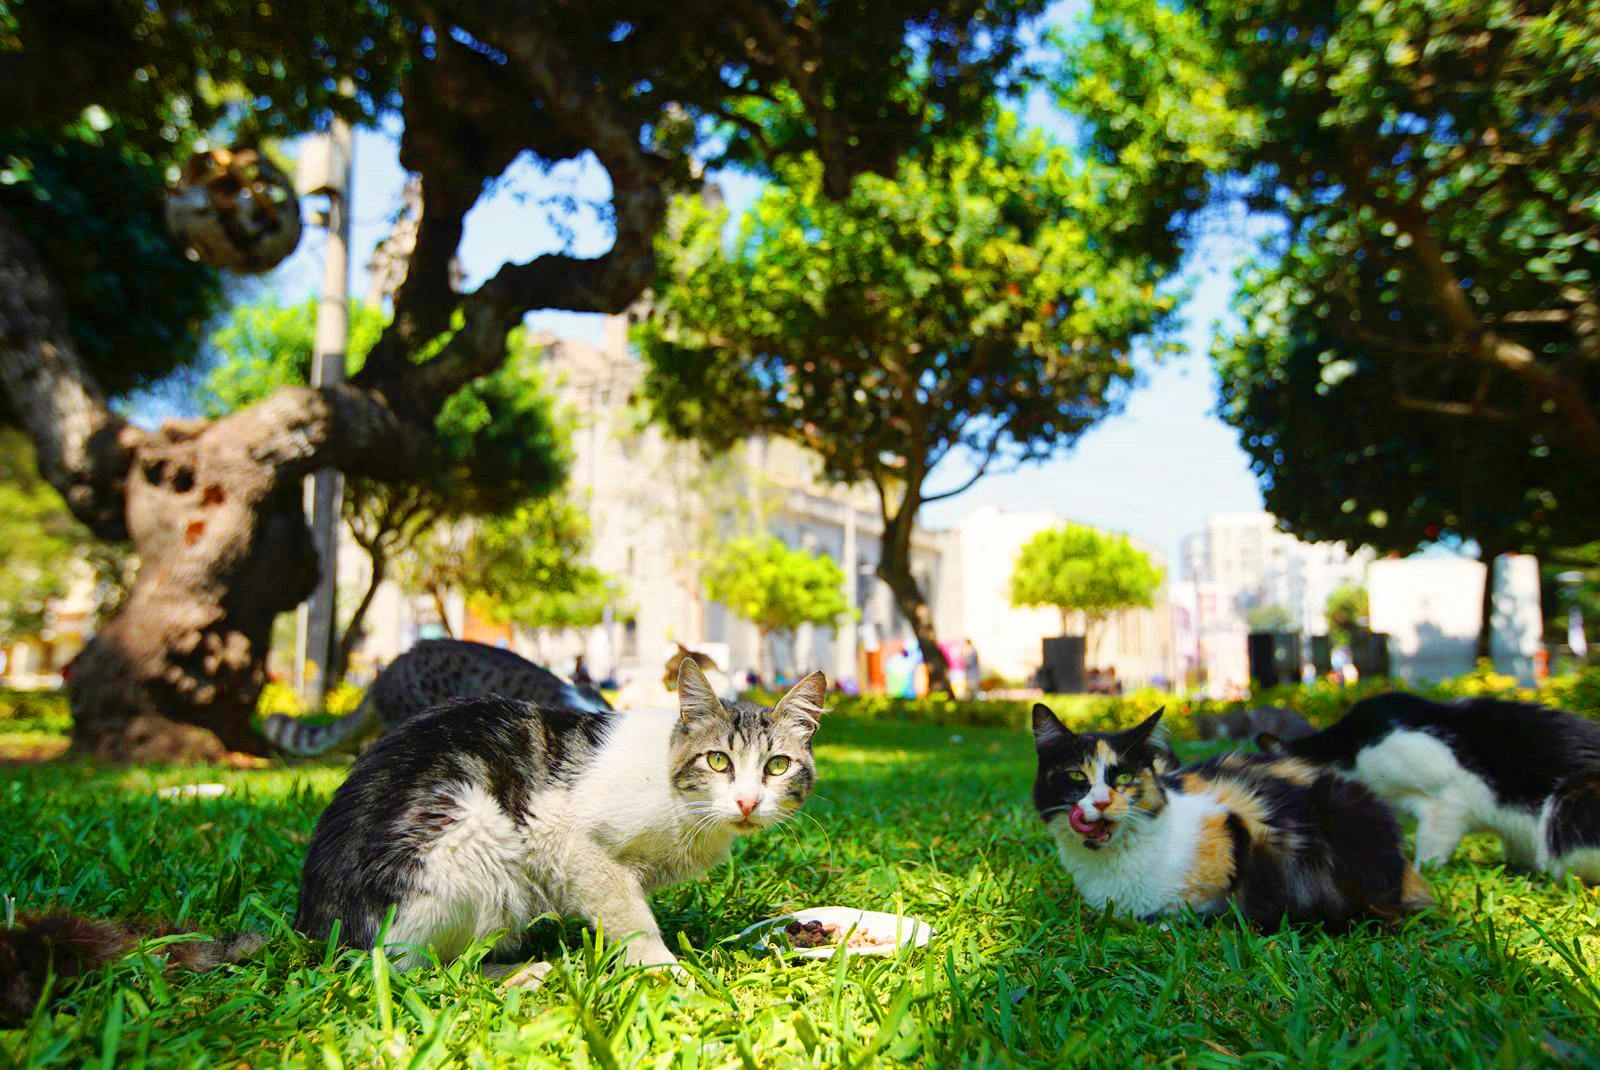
[[264, 8, 1266, 566]]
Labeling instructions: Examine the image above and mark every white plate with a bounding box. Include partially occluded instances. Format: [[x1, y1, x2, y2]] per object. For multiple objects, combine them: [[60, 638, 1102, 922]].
[[157, 783, 228, 799], [735, 906, 935, 959]]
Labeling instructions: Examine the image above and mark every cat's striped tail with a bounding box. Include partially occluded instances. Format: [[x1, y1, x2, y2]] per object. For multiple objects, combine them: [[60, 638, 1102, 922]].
[[261, 696, 380, 757], [0, 912, 264, 1028]]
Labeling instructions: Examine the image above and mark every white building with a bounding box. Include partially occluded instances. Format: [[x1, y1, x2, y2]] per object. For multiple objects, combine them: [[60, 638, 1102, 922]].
[[1181, 511, 1370, 635], [1368, 554, 1543, 684]]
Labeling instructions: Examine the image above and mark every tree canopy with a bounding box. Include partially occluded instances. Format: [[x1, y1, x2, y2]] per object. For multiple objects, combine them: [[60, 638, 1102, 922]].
[[701, 535, 851, 674], [1, 0, 1050, 755], [1243, 603, 1296, 635], [203, 299, 574, 673], [640, 113, 1184, 690], [1010, 523, 1164, 652], [1063, 0, 1600, 560]]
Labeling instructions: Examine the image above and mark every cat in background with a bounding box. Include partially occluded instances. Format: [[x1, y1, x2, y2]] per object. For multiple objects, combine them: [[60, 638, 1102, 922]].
[[1258, 692, 1600, 882], [262, 639, 609, 757], [295, 659, 826, 975], [1033, 705, 1431, 929]]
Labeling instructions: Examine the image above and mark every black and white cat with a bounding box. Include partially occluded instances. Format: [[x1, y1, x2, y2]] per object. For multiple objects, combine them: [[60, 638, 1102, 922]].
[[1034, 705, 1431, 929], [1259, 692, 1600, 882], [295, 659, 825, 976]]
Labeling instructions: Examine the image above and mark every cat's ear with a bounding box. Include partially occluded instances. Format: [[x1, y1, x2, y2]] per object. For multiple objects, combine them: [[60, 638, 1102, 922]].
[[676, 658, 721, 722], [1256, 732, 1285, 755], [1032, 703, 1072, 752], [1122, 707, 1166, 750], [774, 671, 827, 737]]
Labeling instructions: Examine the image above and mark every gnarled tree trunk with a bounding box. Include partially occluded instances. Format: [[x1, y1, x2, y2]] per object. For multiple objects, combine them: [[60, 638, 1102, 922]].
[[69, 419, 320, 760], [2, 205, 434, 760]]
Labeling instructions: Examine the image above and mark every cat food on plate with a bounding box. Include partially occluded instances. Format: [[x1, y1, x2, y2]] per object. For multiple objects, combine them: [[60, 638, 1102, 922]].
[[740, 907, 935, 959], [784, 919, 878, 949]]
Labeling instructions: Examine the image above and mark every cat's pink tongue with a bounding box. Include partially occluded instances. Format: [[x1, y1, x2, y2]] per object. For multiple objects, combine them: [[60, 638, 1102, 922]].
[[1069, 806, 1110, 840]]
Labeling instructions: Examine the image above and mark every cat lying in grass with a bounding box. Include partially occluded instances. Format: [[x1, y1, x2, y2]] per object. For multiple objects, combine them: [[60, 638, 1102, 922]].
[[294, 659, 825, 974], [0, 661, 823, 1021], [1258, 692, 1600, 882], [1033, 705, 1432, 930]]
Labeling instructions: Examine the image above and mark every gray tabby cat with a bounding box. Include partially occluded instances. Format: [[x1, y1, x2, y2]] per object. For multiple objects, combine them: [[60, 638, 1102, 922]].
[[262, 639, 609, 756], [294, 659, 825, 975]]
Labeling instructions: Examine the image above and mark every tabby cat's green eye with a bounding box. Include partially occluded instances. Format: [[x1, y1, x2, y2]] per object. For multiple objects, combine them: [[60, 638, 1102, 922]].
[[706, 751, 731, 772], [1066, 770, 1089, 785], [765, 755, 791, 777], [1114, 772, 1137, 788]]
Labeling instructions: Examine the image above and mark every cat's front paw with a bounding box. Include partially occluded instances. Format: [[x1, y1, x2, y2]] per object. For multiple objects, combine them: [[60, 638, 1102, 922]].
[[623, 938, 679, 969], [491, 960, 555, 988]]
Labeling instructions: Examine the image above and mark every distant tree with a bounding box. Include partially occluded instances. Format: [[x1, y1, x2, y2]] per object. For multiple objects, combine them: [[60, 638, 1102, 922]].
[[203, 301, 567, 677], [701, 535, 852, 678], [1325, 584, 1369, 650], [3, 0, 1043, 758], [1244, 603, 1296, 635], [641, 115, 1184, 691], [397, 497, 621, 647], [461, 497, 621, 639], [1063, 0, 1600, 663], [1010, 524, 1164, 663]]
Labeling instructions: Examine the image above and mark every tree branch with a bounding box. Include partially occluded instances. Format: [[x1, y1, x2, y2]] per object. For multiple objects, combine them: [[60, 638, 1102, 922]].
[[0, 206, 139, 538], [357, 7, 670, 411]]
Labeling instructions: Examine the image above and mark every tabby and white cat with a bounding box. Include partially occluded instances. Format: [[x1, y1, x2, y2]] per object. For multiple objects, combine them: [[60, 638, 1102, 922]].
[[1033, 705, 1431, 929], [294, 659, 825, 973], [263, 639, 610, 757], [1259, 692, 1600, 882]]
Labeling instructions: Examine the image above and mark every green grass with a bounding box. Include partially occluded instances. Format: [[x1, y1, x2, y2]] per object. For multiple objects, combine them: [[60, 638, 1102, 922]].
[[3, 718, 1599, 1067]]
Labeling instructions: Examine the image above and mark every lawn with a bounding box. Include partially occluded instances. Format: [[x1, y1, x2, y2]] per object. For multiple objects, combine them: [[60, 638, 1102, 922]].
[[3, 717, 1599, 1068]]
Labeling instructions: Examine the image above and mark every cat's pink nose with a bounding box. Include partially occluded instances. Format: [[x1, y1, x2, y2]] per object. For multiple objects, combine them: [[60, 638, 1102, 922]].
[[736, 798, 758, 817]]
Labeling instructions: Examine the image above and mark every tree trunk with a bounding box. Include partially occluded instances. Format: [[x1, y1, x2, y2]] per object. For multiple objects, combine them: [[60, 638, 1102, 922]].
[[431, 588, 456, 638], [68, 415, 325, 760], [3, 204, 441, 759], [336, 551, 387, 681], [1477, 548, 1500, 663], [877, 560, 951, 695], [870, 474, 952, 695]]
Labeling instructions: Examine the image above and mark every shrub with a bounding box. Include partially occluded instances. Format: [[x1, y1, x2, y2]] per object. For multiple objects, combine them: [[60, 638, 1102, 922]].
[[0, 688, 71, 735], [255, 679, 368, 719]]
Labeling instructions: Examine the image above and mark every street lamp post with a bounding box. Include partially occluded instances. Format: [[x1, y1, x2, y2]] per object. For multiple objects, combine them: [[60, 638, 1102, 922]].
[[294, 119, 353, 706]]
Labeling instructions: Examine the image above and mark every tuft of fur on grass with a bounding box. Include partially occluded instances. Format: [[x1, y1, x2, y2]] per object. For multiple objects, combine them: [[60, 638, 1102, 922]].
[[0, 721, 1596, 1066]]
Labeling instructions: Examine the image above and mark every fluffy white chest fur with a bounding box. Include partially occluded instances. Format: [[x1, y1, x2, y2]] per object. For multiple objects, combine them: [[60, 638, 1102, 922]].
[[1345, 729, 1543, 866], [1048, 790, 1226, 918], [390, 709, 736, 965]]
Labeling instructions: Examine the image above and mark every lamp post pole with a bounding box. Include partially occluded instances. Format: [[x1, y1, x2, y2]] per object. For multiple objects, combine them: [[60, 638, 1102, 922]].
[[295, 118, 353, 705]]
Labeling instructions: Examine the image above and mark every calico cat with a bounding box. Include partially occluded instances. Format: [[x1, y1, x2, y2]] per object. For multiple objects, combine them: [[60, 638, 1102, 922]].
[[263, 640, 610, 757], [1033, 705, 1431, 929], [1258, 692, 1600, 881], [294, 659, 824, 973]]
